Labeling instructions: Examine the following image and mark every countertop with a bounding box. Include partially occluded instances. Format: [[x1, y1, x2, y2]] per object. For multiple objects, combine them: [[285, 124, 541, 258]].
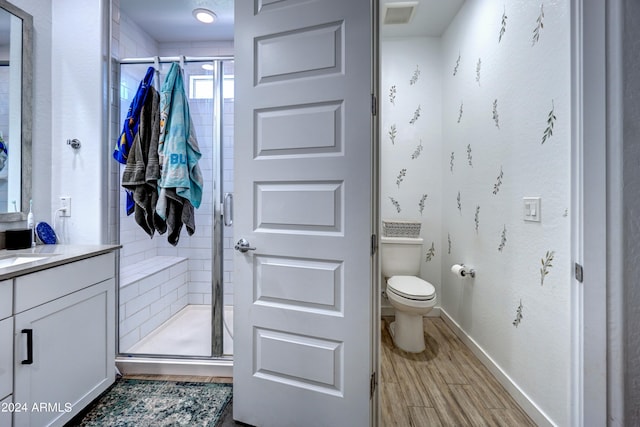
[[0, 244, 120, 281]]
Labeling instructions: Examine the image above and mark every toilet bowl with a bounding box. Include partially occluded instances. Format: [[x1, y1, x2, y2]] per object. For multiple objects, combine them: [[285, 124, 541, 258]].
[[386, 275, 436, 352], [381, 235, 437, 353]]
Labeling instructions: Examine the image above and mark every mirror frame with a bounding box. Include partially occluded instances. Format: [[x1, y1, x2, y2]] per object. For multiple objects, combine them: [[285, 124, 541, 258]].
[[0, 0, 31, 222]]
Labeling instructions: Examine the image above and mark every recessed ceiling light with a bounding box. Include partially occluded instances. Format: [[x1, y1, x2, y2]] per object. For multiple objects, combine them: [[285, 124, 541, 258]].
[[193, 8, 217, 24], [201, 63, 214, 71]]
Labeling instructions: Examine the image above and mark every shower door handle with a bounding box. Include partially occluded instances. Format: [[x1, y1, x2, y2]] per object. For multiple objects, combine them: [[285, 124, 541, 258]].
[[235, 238, 256, 253], [223, 193, 233, 226]]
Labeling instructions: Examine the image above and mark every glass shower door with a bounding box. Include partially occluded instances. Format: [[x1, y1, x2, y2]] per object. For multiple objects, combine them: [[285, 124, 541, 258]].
[[116, 59, 225, 359]]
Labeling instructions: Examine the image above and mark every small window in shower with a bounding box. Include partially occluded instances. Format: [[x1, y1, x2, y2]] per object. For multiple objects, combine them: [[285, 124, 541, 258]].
[[189, 74, 214, 99]]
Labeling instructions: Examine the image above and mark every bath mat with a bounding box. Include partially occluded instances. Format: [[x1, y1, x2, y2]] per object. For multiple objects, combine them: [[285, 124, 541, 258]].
[[68, 379, 232, 427]]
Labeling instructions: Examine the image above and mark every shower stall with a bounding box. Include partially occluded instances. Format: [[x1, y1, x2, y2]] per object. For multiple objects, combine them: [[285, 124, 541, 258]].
[[113, 57, 234, 368]]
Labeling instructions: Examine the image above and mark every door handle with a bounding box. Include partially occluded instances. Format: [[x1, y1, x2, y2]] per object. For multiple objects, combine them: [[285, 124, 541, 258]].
[[235, 238, 256, 253], [21, 329, 33, 365], [223, 193, 233, 226]]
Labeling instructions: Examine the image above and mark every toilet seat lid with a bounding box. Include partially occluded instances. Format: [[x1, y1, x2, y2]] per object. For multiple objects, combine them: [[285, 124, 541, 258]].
[[387, 276, 436, 300]]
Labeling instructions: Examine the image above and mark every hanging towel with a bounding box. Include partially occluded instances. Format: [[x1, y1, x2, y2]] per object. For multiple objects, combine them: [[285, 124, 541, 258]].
[[155, 62, 203, 245], [121, 86, 160, 237], [154, 188, 195, 246], [0, 132, 7, 173], [113, 66, 155, 215]]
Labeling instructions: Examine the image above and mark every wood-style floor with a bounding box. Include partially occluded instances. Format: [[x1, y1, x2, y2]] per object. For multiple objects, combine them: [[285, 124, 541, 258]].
[[123, 317, 536, 427], [381, 317, 537, 427]]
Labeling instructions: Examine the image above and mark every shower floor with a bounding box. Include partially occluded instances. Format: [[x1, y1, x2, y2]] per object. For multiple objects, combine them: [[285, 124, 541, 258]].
[[126, 305, 233, 357]]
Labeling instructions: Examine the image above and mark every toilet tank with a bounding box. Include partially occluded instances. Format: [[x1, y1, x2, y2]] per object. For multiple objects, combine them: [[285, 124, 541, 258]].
[[380, 236, 423, 277]]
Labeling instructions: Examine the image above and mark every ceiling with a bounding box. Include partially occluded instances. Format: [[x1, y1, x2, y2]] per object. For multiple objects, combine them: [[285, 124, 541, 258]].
[[119, 0, 234, 43], [380, 0, 465, 38], [118, 0, 464, 44]]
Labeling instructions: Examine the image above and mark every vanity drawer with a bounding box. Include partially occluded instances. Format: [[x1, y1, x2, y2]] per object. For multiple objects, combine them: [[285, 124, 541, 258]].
[[0, 280, 11, 320], [0, 317, 12, 400], [14, 252, 115, 314]]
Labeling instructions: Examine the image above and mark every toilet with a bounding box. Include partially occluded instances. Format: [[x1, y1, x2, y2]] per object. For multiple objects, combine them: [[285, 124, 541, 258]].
[[381, 236, 437, 353]]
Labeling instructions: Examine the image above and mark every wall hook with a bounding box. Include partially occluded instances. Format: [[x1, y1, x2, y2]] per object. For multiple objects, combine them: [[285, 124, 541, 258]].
[[67, 138, 81, 150]]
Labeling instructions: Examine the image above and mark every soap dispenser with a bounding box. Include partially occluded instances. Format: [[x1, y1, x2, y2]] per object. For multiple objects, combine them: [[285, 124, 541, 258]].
[[27, 199, 35, 247]]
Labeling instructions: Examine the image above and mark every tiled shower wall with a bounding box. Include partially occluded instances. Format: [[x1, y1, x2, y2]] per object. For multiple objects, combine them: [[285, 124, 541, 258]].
[[112, 0, 235, 309]]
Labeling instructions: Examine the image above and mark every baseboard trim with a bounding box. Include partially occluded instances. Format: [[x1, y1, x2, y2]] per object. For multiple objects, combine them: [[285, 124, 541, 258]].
[[440, 309, 555, 427], [116, 357, 233, 378]]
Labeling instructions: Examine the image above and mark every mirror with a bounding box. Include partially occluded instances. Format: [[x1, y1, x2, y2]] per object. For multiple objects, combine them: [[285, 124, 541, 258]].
[[0, 0, 31, 221]]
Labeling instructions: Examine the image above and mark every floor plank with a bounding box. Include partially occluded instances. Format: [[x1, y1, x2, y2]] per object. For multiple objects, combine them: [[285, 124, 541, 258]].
[[423, 319, 470, 385], [408, 406, 443, 427], [381, 317, 537, 427], [387, 346, 435, 407], [381, 381, 412, 427], [450, 384, 494, 427]]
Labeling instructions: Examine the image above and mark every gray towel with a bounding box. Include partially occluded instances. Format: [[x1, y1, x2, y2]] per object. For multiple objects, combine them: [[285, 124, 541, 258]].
[[121, 86, 160, 237], [154, 189, 195, 246]]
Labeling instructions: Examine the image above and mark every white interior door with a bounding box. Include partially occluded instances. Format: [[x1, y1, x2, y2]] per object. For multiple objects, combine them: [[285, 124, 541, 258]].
[[233, 1, 374, 426]]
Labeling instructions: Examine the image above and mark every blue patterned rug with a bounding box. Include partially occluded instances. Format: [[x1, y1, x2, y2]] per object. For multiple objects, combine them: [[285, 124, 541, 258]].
[[69, 379, 232, 427]]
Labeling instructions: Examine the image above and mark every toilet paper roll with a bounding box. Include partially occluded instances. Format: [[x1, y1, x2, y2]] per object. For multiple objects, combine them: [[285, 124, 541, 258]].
[[451, 264, 466, 277]]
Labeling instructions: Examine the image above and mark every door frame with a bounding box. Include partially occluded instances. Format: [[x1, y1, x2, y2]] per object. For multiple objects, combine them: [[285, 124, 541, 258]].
[[572, 0, 614, 424], [371, 0, 380, 424]]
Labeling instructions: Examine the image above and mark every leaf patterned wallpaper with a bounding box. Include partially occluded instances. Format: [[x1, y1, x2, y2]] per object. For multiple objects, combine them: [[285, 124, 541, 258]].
[[382, 1, 571, 425], [381, 37, 444, 294]]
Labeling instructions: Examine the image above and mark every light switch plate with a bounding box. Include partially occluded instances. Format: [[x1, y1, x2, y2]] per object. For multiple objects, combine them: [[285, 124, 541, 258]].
[[523, 197, 541, 222]]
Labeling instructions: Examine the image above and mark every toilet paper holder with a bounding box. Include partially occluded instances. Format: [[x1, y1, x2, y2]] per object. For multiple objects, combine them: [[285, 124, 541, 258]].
[[451, 263, 476, 278]]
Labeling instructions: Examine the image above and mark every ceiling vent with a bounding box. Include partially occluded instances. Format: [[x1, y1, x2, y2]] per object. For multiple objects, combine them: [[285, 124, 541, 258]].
[[383, 2, 418, 25]]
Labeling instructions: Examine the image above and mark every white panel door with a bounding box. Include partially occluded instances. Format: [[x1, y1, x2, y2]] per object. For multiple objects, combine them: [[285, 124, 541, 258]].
[[234, 1, 374, 426]]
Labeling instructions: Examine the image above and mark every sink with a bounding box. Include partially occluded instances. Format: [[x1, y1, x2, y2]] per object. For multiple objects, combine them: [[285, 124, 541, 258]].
[[0, 253, 56, 269]]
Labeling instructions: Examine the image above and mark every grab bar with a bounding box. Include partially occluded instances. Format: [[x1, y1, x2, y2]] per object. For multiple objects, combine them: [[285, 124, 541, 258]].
[[223, 193, 233, 226]]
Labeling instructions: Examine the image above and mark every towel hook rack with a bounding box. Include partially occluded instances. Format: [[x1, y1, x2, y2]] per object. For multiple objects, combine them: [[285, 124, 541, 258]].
[[66, 138, 81, 150]]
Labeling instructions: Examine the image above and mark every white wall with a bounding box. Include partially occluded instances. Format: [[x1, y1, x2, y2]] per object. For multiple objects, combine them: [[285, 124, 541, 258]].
[[51, 0, 107, 243], [440, 1, 571, 425], [380, 37, 443, 303], [382, 1, 572, 425]]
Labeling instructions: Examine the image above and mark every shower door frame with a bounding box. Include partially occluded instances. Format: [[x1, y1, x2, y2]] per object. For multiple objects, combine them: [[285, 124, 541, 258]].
[[113, 56, 233, 360]]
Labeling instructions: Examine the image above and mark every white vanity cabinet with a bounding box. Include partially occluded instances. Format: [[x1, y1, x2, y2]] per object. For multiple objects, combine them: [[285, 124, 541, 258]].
[[1, 279, 13, 420], [0, 318, 12, 399], [12, 252, 116, 427]]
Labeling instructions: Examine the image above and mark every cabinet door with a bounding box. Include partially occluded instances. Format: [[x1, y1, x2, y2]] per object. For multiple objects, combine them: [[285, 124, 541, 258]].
[[0, 279, 12, 320], [0, 317, 12, 400], [14, 279, 115, 427]]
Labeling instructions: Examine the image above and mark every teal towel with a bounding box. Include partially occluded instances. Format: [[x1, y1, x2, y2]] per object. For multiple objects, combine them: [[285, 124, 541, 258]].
[[157, 62, 203, 214]]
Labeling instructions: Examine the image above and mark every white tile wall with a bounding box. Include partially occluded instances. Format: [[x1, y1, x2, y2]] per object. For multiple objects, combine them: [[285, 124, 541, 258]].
[[113, 4, 236, 351], [115, 62, 218, 296], [119, 256, 188, 352]]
